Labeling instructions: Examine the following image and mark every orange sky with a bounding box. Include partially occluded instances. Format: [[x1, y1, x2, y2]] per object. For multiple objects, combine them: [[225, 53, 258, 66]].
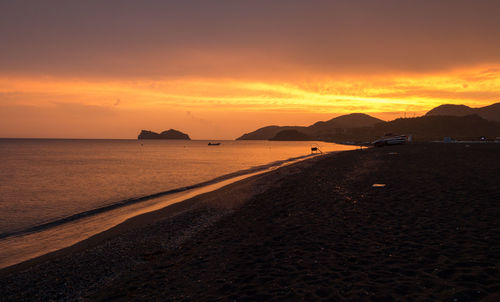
[[1, 1, 499, 139]]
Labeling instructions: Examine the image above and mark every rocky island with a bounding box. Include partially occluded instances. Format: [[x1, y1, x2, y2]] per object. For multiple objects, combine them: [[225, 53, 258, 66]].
[[138, 129, 191, 140]]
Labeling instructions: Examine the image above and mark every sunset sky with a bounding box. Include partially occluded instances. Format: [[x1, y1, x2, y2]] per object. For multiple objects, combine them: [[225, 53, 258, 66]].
[[1, 0, 499, 139]]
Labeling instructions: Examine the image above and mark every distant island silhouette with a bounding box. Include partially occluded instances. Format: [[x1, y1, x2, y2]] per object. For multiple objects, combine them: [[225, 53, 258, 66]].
[[138, 129, 191, 140], [238, 103, 500, 142]]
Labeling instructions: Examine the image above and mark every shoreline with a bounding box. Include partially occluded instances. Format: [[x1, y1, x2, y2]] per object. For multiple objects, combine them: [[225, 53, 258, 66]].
[[0, 151, 330, 274], [1, 152, 317, 241], [0, 151, 329, 270], [2, 143, 499, 301]]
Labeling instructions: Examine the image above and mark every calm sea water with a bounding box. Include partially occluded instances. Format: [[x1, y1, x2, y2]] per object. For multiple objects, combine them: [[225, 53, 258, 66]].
[[0, 139, 354, 237]]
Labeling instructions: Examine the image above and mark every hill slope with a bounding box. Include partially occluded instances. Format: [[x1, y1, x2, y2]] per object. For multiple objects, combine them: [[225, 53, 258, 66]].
[[236, 113, 383, 140], [308, 113, 384, 131], [426, 103, 500, 121], [269, 129, 313, 141], [237, 126, 306, 140], [373, 115, 500, 141], [330, 115, 500, 142]]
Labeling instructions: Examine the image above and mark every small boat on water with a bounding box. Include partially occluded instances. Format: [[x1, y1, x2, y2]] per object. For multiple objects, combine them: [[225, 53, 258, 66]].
[[208, 142, 221, 146]]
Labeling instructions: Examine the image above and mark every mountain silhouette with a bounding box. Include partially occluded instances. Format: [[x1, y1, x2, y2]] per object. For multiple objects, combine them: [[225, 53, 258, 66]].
[[237, 113, 383, 140], [308, 113, 383, 130], [269, 129, 313, 141], [370, 115, 499, 142], [236, 125, 306, 140], [237, 103, 500, 142], [310, 115, 499, 143], [426, 103, 500, 121]]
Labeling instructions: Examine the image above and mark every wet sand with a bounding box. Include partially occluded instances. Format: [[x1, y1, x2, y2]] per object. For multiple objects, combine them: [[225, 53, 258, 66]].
[[1, 143, 499, 301]]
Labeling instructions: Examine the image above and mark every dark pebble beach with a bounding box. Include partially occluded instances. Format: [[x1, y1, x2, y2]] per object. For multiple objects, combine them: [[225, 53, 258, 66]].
[[1, 143, 499, 301]]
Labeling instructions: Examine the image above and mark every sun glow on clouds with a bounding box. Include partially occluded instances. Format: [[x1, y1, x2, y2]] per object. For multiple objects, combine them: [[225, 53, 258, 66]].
[[1, 66, 499, 115]]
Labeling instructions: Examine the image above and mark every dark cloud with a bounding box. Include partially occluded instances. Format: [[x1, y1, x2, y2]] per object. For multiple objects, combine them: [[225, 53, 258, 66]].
[[1, 0, 499, 78]]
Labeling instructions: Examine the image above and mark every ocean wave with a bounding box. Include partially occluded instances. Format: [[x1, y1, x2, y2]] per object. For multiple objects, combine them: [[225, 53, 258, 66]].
[[0, 153, 314, 240]]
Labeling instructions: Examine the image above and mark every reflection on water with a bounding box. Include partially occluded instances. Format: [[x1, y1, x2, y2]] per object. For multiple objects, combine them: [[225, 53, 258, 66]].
[[0, 139, 355, 268], [0, 170, 264, 269], [0, 139, 353, 235]]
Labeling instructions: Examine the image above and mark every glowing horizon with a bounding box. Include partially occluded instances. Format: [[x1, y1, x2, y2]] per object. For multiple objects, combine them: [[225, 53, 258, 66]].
[[1, 1, 499, 139]]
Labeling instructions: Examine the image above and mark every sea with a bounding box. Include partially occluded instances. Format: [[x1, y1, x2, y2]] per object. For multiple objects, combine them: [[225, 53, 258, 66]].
[[0, 139, 356, 268]]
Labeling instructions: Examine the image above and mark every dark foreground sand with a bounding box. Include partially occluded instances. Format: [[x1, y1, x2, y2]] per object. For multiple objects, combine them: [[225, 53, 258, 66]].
[[1, 143, 499, 301]]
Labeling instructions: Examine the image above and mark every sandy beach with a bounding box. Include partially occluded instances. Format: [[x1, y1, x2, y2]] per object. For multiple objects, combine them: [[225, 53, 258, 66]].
[[1, 143, 499, 301]]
